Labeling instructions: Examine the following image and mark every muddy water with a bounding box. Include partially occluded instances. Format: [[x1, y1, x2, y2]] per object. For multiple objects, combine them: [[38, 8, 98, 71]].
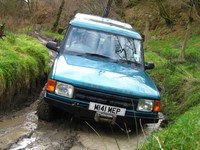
[[71, 126, 146, 150], [0, 100, 75, 150], [70, 119, 161, 150], [0, 105, 37, 149], [0, 98, 161, 150]]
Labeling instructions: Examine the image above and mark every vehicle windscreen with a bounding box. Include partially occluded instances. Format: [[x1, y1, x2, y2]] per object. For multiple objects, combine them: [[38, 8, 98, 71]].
[[63, 26, 143, 66]]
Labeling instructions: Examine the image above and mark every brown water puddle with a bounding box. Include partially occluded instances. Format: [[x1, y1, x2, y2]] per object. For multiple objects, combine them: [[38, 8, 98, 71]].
[[0, 103, 38, 150]]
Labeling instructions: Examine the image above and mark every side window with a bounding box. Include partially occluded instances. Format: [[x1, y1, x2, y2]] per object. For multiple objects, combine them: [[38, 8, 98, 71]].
[[65, 28, 79, 49], [133, 40, 141, 63]]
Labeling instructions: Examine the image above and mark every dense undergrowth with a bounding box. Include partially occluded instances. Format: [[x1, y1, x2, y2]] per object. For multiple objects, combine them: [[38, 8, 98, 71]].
[[0, 32, 50, 95], [143, 24, 200, 149]]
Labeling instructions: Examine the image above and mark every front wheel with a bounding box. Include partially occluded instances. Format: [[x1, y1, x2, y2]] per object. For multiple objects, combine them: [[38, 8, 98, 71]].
[[37, 87, 61, 121]]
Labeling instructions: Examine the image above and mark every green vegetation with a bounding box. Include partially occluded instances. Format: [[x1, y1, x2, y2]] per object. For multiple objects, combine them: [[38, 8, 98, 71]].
[[42, 30, 65, 41], [142, 104, 200, 149], [146, 27, 200, 120], [143, 25, 200, 148], [0, 32, 50, 92]]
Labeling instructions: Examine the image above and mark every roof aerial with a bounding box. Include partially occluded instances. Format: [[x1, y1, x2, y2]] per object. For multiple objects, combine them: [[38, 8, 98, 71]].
[[74, 13, 133, 30]]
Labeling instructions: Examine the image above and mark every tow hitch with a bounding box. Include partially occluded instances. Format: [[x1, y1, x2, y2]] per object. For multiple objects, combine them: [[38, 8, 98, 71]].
[[95, 112, 116, 124]]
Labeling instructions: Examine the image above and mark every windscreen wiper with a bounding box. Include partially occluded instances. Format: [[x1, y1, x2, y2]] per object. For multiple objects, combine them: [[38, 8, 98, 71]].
[[84, 53, 112, 59], [68, 52, 112, 59], [114, 59, 140, 66]]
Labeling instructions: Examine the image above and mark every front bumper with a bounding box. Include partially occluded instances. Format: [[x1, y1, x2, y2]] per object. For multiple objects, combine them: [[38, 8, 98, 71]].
[[44, 92, 159, 124]]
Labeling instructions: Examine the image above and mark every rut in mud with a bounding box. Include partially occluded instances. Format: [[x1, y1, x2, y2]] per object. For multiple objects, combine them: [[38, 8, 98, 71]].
[[0, 97, 163, 150], [0, 99, 76, 150]]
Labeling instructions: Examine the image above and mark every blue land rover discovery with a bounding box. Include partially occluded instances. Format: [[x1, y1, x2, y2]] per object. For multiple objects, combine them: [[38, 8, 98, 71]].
[[37, 13, 161, 125]]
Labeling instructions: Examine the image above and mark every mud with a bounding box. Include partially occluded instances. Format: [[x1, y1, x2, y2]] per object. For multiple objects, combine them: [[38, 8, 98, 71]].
[[0, 100, 76, 150], [0, 98, 163, 150]]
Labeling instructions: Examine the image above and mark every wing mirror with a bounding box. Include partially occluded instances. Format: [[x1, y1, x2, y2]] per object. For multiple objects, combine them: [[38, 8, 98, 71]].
[[46, 41, 59, 52], [145, 62, 155, 70]]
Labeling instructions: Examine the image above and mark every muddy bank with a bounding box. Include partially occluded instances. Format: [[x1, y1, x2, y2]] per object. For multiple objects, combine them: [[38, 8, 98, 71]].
[[0, 75, 47, 113], [0, 32, 51, 113]]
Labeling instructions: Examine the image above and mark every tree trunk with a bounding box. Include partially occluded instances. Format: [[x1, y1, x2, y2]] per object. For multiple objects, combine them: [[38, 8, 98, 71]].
[[103, 0, 113, 17], [25, 0, 33, 14], [179, 7, 193, 61], [51, 0, 65, 32], [179, 21, 191, 61]]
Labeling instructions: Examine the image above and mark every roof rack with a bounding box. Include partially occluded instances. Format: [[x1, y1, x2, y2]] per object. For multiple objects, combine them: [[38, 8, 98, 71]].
[[74, 13, 133, 30]]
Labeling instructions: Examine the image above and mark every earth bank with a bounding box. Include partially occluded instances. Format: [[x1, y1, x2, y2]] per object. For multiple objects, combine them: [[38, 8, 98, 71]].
[[0, 33, 50, 113]]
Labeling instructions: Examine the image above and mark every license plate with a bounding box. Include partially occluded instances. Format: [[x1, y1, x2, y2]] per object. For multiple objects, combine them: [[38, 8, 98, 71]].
[[89, 102, 126, 116]]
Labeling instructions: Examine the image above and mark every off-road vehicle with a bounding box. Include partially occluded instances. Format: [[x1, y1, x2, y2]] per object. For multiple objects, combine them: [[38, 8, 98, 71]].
[[37, 13, 161, 125]]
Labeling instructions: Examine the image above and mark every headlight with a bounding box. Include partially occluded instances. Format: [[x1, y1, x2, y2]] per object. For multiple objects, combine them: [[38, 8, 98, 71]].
[[55, 82, 74, 98], [137, 99, 153, 112]]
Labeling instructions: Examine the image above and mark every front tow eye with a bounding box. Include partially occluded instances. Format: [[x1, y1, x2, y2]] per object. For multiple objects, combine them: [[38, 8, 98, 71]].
[[95, 112, 116, 125]]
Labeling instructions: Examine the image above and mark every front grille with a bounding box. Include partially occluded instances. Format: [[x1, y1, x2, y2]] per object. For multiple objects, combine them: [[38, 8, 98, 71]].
[[73, 87, 138, 110]]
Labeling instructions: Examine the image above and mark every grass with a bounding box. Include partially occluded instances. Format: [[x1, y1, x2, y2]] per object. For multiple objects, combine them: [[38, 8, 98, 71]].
[[0, 32, 50, 93], [16, 25, 65, 42], [42, 30, 65, 41], [142, 104, 200, 150], [142, 24, 200, 149], [145, 25, 200, 119]]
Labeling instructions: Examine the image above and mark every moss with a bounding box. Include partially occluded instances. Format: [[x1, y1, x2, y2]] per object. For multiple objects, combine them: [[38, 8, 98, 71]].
[[0, 33, 50, 93]]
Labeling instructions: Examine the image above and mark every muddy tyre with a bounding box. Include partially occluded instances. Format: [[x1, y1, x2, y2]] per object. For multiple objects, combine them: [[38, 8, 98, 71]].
[[37, 99, 55, 121], [37, 87, 61, 121]]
